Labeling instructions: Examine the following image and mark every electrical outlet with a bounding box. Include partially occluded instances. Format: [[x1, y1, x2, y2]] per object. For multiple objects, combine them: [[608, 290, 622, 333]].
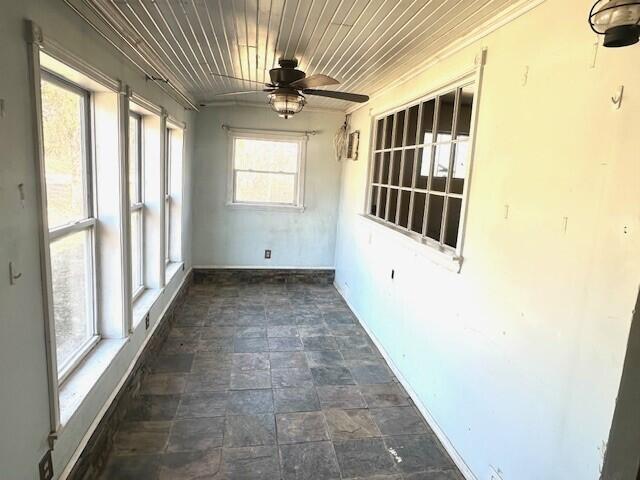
[[488, 466, 504, 480], [264, 249, 271, 259], [39, 450, 53, 480], [145, 314, 150, 330]]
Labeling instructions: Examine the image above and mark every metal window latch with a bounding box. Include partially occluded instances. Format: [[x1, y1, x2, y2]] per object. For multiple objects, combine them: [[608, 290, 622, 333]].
[[9, 262, 22, 285]]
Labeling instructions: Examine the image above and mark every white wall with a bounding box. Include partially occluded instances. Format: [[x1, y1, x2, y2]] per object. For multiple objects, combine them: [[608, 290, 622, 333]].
[[334, 1, 640, 479], [0, 1, 194, 478], [192, 105, 344, 268]]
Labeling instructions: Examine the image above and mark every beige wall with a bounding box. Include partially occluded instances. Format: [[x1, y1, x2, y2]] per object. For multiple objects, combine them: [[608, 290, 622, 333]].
[[334, 0, 640, 479]]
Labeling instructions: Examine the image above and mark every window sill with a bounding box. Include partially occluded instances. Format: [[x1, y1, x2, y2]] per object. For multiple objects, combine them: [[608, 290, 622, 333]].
[[358, 214, 463, 273], [132, 288, 162, 329], [59, 337, 128, 427], [226, 201, 305, 213], [165, 261, 184, 285]]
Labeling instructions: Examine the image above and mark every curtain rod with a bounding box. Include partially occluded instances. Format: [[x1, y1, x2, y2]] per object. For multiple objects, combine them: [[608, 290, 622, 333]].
[[221, 124, 319, 136]]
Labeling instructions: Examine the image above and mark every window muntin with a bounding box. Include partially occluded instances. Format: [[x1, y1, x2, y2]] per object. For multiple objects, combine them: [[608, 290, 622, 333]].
[[129, 113, 144, 297], [41, 72, 98, 379], [367, 82, 475, 253], [229, 135, 305, 207]]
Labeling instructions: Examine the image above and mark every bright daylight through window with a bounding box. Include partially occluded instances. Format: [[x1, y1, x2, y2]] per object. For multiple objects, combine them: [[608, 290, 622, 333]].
[[368, 83, 475, 253], [230, 134, 305, 207], [129, 113, 144, 298], [41, 72, 97, 379]]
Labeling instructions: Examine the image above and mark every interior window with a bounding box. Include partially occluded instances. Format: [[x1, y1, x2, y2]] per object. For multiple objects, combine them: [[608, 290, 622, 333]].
[[368, 83, 475, 252]]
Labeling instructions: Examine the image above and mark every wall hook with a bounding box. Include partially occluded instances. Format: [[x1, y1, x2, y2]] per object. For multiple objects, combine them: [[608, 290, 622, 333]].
[[611, 85, 624, 109], [9, 262, 22, 285]]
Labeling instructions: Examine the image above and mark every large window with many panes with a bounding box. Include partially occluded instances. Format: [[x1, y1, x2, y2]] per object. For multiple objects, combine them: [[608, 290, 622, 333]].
[[367, 82, 475, 253]]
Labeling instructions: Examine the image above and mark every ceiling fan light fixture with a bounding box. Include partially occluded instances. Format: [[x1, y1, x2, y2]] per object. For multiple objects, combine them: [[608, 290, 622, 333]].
[[589, 0, 640, 47], [268, 90, 306, 119]]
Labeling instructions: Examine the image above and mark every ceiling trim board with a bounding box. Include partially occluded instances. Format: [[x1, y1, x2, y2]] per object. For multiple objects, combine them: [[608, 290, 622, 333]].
[[345, 0, 546, 115]]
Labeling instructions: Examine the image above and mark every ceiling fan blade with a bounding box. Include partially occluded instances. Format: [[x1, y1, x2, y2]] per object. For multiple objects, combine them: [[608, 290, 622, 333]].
[[213, 89, 272, 97], [303, 89, 369, 103], [210, 71, 271, 86], [290, 74, 339, 89]]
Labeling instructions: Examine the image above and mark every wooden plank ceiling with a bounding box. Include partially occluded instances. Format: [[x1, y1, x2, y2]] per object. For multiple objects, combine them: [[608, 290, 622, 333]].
[[86, 0, 517, 109]]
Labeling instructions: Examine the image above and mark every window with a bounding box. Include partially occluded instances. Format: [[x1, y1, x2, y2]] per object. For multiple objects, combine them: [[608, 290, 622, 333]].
[[164, 128, 171, 264], [41, 71, 98, 380], [367, 82, 475, 253], [129, 113, 144, 298], [228, 131, 307, 208]]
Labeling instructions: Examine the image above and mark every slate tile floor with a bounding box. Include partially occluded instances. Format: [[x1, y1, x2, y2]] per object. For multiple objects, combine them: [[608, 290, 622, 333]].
[[101, 282, 464, 480]]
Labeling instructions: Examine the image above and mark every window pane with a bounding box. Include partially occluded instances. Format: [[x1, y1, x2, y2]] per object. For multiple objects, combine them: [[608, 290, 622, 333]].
[[456, 85, 474, 140], [451, 142, 468, 195], [419, 99, 435, 144], [378, 187, 388, 220], [370, 186, 379, 215], [410, 192, 426, 234], [373, 153, 382, 183], [384, 114, 393, 149], [390, 151, 401, 186], [431, 143, 451, 192], [381, 152, 391, 185], [393, 111, 405, 148], [388, 189, 398, 223], [129, 115, 140, 204], [165, 198, 170, 262], [235, 171, 296, 204], [401, 149, 415, 187], [405, 105, 419, 146], [131, 209, 142, 291], [415, 147, 431, 189], [235, 138, 299, 173], [436, 91, 456, 143], [445, 197, 462, 248], [375, 118, 384, 150], [398, 191, 410, 228], [51, 230, 93, 371], [41, 78, 88, 228], [426, 194, 444, 241]]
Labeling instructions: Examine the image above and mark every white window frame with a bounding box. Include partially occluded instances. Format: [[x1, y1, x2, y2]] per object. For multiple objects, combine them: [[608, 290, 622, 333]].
[[365, 69, 482, 263], [40, 70, 100, 384], [226, 128, 307, 211], [129, 112, 145, 301]]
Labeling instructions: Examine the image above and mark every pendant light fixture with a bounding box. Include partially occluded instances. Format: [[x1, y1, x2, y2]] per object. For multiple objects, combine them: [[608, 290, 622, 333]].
[[589, 0, 640, 47]]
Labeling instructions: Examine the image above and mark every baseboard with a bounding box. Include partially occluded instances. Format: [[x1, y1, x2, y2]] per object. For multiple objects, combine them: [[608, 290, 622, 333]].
[[193, 265, 335, 270], [193, 267, 335, 285], [60, 269, 193, 479], [333, 280, 478, 480]]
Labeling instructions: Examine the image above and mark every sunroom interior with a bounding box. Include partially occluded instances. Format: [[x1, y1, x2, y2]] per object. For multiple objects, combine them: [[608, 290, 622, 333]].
[[1, 0, 640, 479]]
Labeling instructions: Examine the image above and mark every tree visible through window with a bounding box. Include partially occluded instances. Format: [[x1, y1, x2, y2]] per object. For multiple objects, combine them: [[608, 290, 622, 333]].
[[41, 72, 97, 378], [230, 134, 306, 207]]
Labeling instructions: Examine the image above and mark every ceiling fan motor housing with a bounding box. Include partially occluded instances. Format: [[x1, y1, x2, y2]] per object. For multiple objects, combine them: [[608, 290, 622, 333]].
[[270, 58, 306, 86]]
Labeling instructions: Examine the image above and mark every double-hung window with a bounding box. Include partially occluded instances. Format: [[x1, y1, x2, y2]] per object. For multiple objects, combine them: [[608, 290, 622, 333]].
[[228, 130, 306, 209], [164, 127, 171, 264], [129, 113, 144, 298], [41, 71, 98, 381], [367, 82, 475, 255]]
